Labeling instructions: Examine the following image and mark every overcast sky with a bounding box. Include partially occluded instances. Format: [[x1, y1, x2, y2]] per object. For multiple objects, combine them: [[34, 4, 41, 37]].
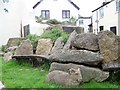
[[23, 0, 105, 16], [76, 0, 105, 16]]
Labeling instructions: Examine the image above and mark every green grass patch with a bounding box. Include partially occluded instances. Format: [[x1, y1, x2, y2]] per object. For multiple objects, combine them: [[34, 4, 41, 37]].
[[0, 57, 2, 80], [83, 81, 119, 88], [1, 58, 62, 88], [1, 57, 120, 88]]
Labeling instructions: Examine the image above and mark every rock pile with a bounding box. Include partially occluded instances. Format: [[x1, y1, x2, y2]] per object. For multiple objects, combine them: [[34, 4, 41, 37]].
[[49, 30, 120, 70], [45, 30, 120, 87], [3, 39, 33, 62], [3, 30, 120, 87]]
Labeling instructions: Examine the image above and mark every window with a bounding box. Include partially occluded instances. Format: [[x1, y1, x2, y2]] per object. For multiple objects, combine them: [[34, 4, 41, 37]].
[[99, 26, 104, 31], [79, 19, 84, 25], [116, 0, 120, 11], [41, 10, 50, 19], [110, 26, 117, 35], [24, 24, 30, 37], [62, 10, 70, 19], [99, 7, 104, 18]]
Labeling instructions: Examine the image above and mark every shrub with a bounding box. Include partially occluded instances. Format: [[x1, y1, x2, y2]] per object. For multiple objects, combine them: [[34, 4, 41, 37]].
[[27, 28, 69, 50], [27, 34, 40, 49], [62, 16, 77, 25], [61, 32, 69, 43], [35, 16, 42, 23], [40, 28, 69, 43], [46, 19, 61, 24], [40, 28, 62, 42], [1, 45, 7, 53], [107, 70, 120, 84]]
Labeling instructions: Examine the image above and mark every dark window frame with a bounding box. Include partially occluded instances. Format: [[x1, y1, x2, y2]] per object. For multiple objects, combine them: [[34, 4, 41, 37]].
[[99, 26, 104, 31], [41, 10, 50, 19], [110, 26, 117, 35], [62, 10, 70, 19]]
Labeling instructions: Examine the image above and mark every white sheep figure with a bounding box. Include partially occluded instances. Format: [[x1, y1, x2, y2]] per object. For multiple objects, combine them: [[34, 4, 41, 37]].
[[46, 68, 82, 87]]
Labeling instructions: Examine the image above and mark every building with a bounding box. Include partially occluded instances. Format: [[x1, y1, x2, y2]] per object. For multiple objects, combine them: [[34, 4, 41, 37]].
[[0, 0, 49, 46], [77, 16, 92, 33], [33, 0, 80, 22], [92, 0, 120, 35], [0, 0, 24, 46], [0, 0, 81, 46]]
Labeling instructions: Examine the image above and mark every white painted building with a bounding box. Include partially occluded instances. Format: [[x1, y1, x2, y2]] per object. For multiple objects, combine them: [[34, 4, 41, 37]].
[[92, 0, 120, 35], [33, 0, 80, 22], [0, 0, 49, 46], [77, 16, 92, 33], [0, 0, 23, 46]]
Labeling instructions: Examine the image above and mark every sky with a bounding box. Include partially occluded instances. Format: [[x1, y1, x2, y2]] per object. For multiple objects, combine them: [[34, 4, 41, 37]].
[[75, 0, 105, 16], [23, 0, 105, 16]]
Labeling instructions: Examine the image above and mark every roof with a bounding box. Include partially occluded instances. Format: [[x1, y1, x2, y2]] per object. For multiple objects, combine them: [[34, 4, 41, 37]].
[[33, 0, 80, 10], [33, 0, 43, 9], [68, 0, 80, 10], [92, 0, 114, 12]]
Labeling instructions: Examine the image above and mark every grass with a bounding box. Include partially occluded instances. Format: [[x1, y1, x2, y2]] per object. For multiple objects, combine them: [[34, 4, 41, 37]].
[[1, 57, 63, 88], [83, 81, 119, 88], [1, 57, 120, 88]]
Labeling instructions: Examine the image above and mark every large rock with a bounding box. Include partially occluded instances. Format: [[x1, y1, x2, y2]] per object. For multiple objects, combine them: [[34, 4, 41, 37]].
[[49, 62, 109, 82], [63, 30, 77, 50], [14, 40, 33, 55], [98, 30, 120, 63], [71, 33, 99, 51], [51, 37, 64, 54], [6, 38, 25, 48], [49, 50, 103, 65], [46, 68, 82, 87], [36, 39, 53, 55], [4, 52, 13, 62]]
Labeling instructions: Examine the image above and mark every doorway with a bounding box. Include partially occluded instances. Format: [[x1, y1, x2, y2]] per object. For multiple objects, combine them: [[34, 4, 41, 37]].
[[110, 26, 117, 35]]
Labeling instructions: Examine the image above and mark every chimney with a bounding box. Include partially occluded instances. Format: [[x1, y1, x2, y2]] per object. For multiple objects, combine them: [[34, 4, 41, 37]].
[[102, 2, 107, 5]]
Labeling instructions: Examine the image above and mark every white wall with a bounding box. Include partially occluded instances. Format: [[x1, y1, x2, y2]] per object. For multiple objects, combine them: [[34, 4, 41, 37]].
[[21, 0, 50, 36], [77, 18, 92, 33], [92, 0, 119, 35], [0, 0, 44, 46], [83, 19, 91, 33], [34, 0, 80, 21], [92, 11, 98, 34], [0, 0, 23, 46]]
